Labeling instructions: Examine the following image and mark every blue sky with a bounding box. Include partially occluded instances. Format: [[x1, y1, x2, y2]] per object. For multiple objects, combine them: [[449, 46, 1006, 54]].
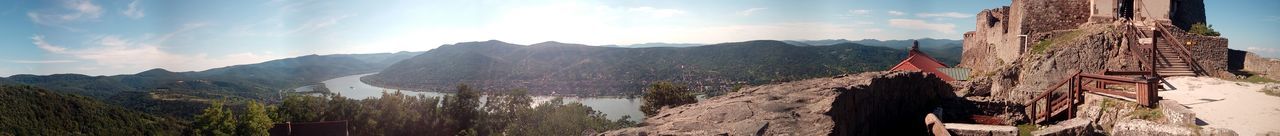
[[0, 0, 1276, 76]]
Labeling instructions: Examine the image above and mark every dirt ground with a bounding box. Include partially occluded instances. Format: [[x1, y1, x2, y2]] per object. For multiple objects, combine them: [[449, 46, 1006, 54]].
[[1160, 77, 1280, 135]]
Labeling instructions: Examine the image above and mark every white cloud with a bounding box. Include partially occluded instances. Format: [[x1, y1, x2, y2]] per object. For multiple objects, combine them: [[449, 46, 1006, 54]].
[[122, 0, 144, 19], [849, 9, 872, 16], [1266, 16, 1280, 22], [888, 11, 906, 16], [864, 28, 883, 33], [1247, 46, 1279, 53], [297, 14, 355, 32], [917, 12, 973, 18], [628, 7, 686, 18], [26, 0, 103, 31], [29, 27, 285, 75], [31, 35, 68, 53], [853, 21, 874, 25], [737, 8, 767, 16], [888, 19, 957, 33], [6, 60, 77, 64]]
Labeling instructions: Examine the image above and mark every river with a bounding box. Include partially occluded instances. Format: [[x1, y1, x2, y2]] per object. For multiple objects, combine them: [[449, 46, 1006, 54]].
[[295, 73, 647, 122]]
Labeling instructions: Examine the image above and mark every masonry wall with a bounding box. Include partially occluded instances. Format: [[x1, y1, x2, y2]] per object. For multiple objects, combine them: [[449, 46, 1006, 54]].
[[959, 7, 1013, 73], [1170, 0, 1206, 30], [1019, 0, 1092, 38], [1166, 27, 1230, 78], [1243, 52, 1280, 80]]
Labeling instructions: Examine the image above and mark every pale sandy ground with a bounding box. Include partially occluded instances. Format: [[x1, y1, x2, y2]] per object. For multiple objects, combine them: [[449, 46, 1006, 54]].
[[1161, 77, 1280, 135]]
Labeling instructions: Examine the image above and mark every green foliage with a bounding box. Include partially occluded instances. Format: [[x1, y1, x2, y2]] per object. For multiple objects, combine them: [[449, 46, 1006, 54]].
[[1016, 124, 1038, 136], [194, 100, 238, 136], [446, 84, 482, 133], [239, 101, 272, 136], [366, 40, 920, 96], [1189, 22, 1221, 36], [269, 83, 634, 136], [1031, 30, 1086, 54], [640, 81, 698, 117], [1130, 107, 1164, 121], [0, 85, 183, 135], [1240, 75, 1279, 83]]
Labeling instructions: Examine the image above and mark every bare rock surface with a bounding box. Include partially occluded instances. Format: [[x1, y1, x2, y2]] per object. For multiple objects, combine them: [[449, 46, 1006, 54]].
[[944, 123, 1017, 136], [598, 71, 955, 136], [1031, 118, 1093, 136], [1110, 119, 1195, 136], [1159, 100, 1196, 126]]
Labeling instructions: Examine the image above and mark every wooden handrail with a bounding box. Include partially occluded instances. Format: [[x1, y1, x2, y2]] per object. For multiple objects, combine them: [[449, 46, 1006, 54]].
[[1024, 70, 1083, 106], [1154, 25, 1207, 76]]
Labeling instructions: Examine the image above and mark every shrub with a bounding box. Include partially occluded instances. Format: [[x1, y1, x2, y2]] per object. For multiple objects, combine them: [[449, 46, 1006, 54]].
[[1189, 22, 1221, 36]]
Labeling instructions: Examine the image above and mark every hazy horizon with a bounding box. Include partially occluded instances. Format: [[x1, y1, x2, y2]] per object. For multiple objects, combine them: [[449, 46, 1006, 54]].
[[2, 0, 1277, 76]]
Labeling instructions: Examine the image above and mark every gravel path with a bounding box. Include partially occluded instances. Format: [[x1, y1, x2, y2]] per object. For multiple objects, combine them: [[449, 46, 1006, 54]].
[[1160, 77, 1280, 135]]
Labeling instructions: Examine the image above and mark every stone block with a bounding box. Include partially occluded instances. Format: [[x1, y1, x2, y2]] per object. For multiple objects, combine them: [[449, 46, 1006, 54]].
[[1159, 100, 1196, 126], [944, 123, 1017, 136], [1110, 119, 1195, 136], [1031, 118, 1091, 136], [1199, 127, 1238, 136]]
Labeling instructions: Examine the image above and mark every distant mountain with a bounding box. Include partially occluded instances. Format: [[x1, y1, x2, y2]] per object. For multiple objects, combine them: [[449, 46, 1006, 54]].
[[603, 42, 705, 48], [785, 38, 963, 65], [0, 85, 184, 135], [364, 40, 912, 96]]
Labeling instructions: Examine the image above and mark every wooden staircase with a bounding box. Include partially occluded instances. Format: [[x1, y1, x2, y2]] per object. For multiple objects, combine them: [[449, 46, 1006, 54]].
[[1152, 33, 1198, 77]]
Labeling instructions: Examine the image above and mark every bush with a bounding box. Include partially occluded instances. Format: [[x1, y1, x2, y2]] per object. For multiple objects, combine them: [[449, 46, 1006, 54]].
[[1189, 22, 1221, 36], [639, 81, 697, 117]]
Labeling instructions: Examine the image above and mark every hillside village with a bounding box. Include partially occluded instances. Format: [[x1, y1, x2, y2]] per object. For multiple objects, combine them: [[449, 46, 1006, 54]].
[[604, 0, 1280, 135]]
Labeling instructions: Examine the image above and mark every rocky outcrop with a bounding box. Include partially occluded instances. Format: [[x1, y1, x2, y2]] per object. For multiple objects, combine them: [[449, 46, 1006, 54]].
[[1242, 52, 1280, 80], [598, 71, 955, 136]]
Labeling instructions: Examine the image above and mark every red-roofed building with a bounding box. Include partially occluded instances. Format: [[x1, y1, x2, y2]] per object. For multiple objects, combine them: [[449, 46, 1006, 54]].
[[890, 41, 963, 81]]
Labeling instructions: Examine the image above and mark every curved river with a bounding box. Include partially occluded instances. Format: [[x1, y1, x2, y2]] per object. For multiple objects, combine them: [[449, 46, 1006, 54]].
[[297, 73, 646, 122]]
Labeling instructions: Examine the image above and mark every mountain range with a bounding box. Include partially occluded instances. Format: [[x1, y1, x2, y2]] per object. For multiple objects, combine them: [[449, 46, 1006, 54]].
[[363, 40, 956, 96]]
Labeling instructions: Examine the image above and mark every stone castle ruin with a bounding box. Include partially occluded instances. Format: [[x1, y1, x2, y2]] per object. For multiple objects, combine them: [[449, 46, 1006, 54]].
[[958, 0, 1224, 77]]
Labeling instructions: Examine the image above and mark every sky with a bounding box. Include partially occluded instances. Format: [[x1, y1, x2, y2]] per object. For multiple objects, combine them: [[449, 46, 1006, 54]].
[[0, 0, 1276, 76]]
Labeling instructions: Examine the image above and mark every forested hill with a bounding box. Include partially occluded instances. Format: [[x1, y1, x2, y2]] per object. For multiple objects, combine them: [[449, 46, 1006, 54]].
[[0, 52, 419, 100], [0, 85, 184, 135], [364, 40, 924, 96]]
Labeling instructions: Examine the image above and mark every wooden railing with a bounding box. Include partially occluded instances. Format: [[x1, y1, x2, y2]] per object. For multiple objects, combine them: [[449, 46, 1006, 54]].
[[1025, 70, 1159, 124], [1153, 25, 1208, 76]]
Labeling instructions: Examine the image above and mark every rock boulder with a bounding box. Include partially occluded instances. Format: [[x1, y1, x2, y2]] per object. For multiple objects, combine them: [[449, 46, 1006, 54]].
[[598, 71, 955, 136]]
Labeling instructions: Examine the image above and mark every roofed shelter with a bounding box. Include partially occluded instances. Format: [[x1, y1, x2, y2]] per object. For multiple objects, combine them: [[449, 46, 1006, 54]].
[[890, 40, 965, 81]]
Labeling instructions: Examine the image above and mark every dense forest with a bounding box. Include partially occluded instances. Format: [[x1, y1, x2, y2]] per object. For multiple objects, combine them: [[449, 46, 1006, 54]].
[[0, 52, 419, 120], [264, 84, 636, 135], [0, 85, 185, 135], [366, 40, 946, 96]]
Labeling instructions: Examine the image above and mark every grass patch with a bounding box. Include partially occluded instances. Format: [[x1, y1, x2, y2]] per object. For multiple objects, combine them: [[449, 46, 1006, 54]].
[[1240, 75, 1280, 83], [1263, 88, 1280, 97], [1017, 124, 1038, 136], [1031, 30, 1087, 54], [1130, 107, 1164, 121]]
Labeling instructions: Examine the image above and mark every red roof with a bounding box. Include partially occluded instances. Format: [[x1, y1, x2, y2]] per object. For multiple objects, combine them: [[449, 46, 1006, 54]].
[[889, 41, 956, 81]]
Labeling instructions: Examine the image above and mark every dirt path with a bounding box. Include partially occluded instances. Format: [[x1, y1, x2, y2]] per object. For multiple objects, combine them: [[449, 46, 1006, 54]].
[[1160, 77, 1280, 135]]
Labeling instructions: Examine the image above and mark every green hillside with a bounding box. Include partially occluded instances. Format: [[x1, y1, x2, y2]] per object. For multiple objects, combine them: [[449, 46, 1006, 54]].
[[0, 85, 185, 135]]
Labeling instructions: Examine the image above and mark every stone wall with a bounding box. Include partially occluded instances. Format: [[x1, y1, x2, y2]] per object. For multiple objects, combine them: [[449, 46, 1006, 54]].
[[1019, 0, 1092, 38], [960, 7, 1014, 73], [1165, 25, 1231, 78], [1242, 52, 1280, 80], [1170, 0, 1206, 30]]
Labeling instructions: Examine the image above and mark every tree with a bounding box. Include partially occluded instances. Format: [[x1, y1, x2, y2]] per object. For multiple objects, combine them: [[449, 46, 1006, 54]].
[[484, 89, 533, 134], [1189, 22, 1221, 36], [445, 84, 481, 135], [639, 81, 697, 117], [239, 101, 273, 136], [194, 100, 237, 136]]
